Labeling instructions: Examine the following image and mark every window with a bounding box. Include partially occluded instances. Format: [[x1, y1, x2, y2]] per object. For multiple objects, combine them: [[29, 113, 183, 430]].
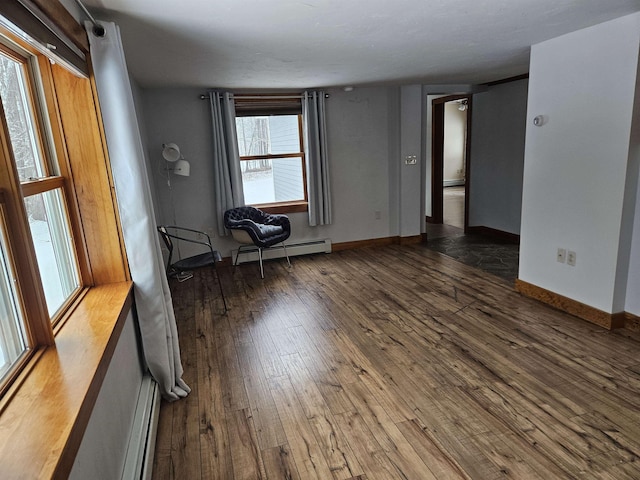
[[0, 39, 83, 390], [0, 204, 27, 381], [235, 96, 307, 212]]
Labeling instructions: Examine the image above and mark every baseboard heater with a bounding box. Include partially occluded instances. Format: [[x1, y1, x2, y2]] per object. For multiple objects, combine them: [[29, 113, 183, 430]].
[[122, 375, 161, 480], [443, 179, 465, 187], [233, 238, 332, 264]]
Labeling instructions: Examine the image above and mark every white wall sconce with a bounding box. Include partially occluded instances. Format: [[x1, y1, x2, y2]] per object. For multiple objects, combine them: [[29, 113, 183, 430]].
[[162, 143, 191, 177]]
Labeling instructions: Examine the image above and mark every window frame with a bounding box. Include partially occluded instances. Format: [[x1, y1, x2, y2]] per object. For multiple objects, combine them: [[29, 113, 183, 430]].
[[0, 27, 90, 396], [235, 96, 309, 214], [0, 3, 132, 476]]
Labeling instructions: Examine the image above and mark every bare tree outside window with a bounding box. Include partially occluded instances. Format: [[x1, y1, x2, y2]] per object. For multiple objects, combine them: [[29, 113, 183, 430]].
[[0, 55, 40, 181]]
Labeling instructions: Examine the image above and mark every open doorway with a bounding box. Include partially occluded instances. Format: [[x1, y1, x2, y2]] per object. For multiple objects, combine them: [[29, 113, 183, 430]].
[[429, 94, 471, 232]]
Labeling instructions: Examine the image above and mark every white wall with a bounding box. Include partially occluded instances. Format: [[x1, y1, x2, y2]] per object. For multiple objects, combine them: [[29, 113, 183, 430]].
[[141, 87, 401, 258], [70, 311, 146, 479], [443, 102, 466, 183], [626, 158, 640, 314], [520, 13, 640, 313], [469, 79, 528, 235], [400, 85, 423, 237], [624, 58, 640, 316]]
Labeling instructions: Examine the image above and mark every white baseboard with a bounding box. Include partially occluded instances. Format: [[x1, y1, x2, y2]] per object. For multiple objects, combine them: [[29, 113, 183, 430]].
[[444, 179, 465, 187], [122, 375, 161, 480], [233, 238, 332, 264]]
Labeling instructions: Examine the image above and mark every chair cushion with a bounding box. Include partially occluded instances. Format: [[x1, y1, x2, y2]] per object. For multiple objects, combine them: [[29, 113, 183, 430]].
[[257, 223, 284, 237], [173, 251, 220, 270], [224, 206, 291, 248]]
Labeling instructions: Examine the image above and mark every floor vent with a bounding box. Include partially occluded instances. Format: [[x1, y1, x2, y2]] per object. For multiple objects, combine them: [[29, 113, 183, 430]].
[[233, 238, 331, 264]]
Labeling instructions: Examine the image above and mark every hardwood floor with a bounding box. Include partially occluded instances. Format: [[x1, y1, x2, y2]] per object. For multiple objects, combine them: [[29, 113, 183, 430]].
[[152, 244, 640, 479]]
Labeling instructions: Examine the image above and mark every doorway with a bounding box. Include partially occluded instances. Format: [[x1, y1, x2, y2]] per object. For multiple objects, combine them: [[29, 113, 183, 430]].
[[430, 94, 471, 232]]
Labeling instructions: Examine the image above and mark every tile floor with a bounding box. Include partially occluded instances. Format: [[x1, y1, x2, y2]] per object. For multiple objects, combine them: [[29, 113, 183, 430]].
[[426, 186, 519, 284]]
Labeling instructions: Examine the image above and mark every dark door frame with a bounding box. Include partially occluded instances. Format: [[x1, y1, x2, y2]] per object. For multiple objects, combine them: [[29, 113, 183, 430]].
[[429, 94, 472, 232]]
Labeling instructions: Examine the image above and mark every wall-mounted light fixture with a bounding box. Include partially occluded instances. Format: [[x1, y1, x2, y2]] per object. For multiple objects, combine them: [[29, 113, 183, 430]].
[[162, 143, 190, 177]]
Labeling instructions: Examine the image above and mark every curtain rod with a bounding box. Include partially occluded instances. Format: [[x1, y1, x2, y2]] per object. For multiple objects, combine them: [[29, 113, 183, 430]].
[[199, 93, 330, 100], [74, 0, 105, 37]]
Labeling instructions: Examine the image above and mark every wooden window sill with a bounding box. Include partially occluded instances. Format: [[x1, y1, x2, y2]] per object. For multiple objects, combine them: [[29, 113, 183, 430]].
[[0, 281, 134, 479], [253, 201, 308, 214]]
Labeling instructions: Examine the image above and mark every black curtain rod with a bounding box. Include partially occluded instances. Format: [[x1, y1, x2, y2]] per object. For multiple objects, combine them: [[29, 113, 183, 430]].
[[74, 0, 105, 37], [199, 93, 330, 100]]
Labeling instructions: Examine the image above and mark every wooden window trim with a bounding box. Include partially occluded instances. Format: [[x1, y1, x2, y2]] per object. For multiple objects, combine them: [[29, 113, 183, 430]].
[[0, 3, 133, 477], [20, 175, 64, 196], [256, 201, 309, 214], [0, 282, 133, 479]]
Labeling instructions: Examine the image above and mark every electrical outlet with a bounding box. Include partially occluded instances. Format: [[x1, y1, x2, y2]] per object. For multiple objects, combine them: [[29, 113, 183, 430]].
[[557, 248, 566, 263], [567, 250, 576, 266]]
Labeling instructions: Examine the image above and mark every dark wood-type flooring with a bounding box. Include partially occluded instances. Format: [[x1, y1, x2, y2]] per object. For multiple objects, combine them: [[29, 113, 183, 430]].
[[153, 244, 640, 479]]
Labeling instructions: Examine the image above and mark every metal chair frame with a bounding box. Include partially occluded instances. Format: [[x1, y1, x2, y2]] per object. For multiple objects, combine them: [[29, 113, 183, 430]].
[[157, 225, 227, 312]]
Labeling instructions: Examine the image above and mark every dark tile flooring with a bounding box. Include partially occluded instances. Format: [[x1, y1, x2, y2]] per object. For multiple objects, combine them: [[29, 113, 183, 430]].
[[425, 224, 520, 284]]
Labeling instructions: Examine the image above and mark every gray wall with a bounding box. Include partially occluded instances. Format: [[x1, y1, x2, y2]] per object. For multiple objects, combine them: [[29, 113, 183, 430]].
[[141, 87, 402, 258], [70, 311, 145, 479], [468, 79, 528, 234]]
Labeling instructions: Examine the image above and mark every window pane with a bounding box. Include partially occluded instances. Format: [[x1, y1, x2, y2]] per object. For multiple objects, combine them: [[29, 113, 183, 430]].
[[236, 115, 300, 156], [25, 189, 80, 317], [0, 213, 28, 381], [0, 53, 46, 181], [241, 157, 305, 205]]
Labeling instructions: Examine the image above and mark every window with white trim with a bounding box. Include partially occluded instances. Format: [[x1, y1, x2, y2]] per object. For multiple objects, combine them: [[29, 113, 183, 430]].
[[234, 96, 308, 212]]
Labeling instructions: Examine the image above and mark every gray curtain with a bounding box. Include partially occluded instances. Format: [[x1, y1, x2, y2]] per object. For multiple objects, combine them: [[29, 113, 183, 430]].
[[88, 22, 189, 401], [303, 91, 332, 226], [209, 91, 245, 235]]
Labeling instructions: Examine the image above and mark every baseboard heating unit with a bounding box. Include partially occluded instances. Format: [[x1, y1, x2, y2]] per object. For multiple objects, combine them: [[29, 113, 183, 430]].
[[233, 238, 332, 264], [122, 375, 161, 480]]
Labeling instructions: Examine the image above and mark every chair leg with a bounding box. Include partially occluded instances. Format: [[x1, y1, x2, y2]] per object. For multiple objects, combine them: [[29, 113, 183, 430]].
[[282, 242, 291, 267], [214, 265, 228, 313], [234, 246, 242, 266], [258, 247, 264, 279]]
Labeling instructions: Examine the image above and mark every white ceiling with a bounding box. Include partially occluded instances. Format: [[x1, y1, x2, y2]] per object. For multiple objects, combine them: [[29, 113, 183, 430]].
[[82, 0, 640, 89]]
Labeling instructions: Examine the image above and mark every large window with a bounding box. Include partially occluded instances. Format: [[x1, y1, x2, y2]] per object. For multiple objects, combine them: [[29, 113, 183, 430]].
[[235, 97, 307, 211], [0, 204, 26, 381], [0, 40, 83, 390]]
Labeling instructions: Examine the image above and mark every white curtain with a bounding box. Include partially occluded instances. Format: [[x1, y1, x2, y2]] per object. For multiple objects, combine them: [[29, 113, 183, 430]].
[[87, 22, 189, 401], [209, 91, 245, 235], [303, 91, 332, 226]]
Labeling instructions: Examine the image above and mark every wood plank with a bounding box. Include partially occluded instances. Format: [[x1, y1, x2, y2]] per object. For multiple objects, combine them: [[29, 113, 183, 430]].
[[168, 274, 201, 480], [261, 443, 302, 480], [269, 375, 336, 480], [341, 379, 438, 479], [227, 408, 266, 480], [152, 246, 640, 480], [194, 268, 233, 479], [235, 341, 287, 450], [279, 353, 364, 479]]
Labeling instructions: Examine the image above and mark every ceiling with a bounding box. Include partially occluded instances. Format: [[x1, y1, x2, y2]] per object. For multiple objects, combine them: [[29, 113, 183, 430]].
[[81, 0, 640, 89]]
